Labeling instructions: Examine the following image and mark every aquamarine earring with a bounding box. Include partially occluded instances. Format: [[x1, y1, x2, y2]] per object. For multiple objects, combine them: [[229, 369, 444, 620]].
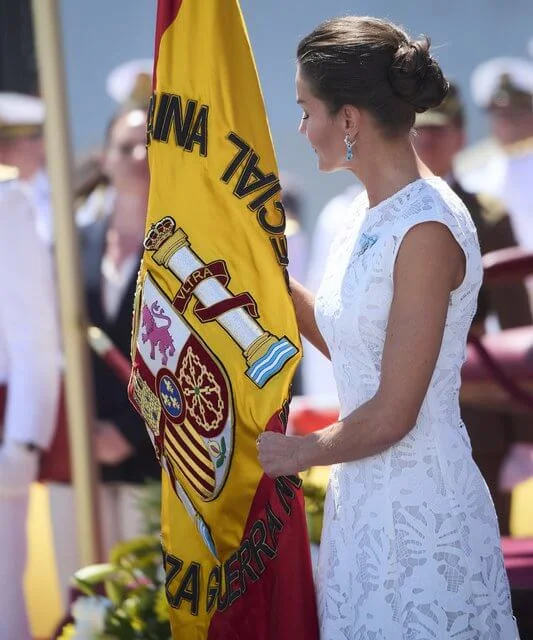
[[344, 134, 353, 161]]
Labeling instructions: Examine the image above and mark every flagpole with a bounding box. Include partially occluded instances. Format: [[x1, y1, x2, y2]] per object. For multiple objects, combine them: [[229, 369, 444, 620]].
[[31, 0, 102, 566]]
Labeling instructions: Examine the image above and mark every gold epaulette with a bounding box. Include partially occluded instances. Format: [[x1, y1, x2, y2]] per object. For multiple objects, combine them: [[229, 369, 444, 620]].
[[476, 192, 507, 225], [503, 136, 533, 159], [0, 164, 18, 182]]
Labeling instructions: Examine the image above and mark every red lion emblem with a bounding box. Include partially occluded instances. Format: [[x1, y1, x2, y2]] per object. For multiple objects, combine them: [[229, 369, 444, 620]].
[[141, 301, 176, 366]]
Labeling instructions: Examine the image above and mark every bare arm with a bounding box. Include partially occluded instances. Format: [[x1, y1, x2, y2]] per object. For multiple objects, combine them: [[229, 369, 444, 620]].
[[290, 276, 330, 359], [259, 222, 465, 475]]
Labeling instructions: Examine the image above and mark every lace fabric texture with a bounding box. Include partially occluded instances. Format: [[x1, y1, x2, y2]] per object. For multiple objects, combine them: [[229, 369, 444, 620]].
[[314, 178, 519, 639]]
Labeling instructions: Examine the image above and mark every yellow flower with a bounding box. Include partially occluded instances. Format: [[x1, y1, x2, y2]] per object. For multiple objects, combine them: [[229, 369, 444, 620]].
[[57, 624, 76, 639], [155, 585, 170, 622], [301, 466, 329, 544]]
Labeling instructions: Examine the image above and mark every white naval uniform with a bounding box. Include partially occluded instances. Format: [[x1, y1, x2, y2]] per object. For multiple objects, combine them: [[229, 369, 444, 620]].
[[27, 168, 150, 608], [20, 168, 55, 249], [461, 146, 533, 249], [302, 184, 362, 399], [502, 150, 533, 250], [24, 169, 115, 237], [0, 179, 60, 640]]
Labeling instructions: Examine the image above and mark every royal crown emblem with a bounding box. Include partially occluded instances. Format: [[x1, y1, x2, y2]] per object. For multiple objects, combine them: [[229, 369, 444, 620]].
[[142, 216, 298, 388], [144, 216, 177, 251]]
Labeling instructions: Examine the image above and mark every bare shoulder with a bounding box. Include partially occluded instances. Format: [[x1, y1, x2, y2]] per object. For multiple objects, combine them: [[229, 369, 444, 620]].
[[398, 219, 462, 259], [395, 221, 465, 290]]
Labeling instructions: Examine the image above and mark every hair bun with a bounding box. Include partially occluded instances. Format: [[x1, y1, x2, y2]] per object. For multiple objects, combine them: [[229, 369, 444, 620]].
[[389, 36, 449, 113]]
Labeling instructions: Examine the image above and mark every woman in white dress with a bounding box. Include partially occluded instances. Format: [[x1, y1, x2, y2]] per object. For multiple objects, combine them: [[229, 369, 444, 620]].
[[257, 16, 519, 640]]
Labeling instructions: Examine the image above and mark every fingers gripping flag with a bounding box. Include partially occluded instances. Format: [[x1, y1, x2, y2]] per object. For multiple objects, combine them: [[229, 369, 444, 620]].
[[128, 1, 320, 638]]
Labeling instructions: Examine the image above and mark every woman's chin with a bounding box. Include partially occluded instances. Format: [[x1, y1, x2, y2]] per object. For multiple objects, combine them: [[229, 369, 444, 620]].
[[317, 156, 333, 172], [317, 156, 342, 173]]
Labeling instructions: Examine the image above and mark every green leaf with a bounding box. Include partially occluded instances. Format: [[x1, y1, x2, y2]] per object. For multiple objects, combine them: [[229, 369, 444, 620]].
[[110, 536, 161, 566], [73, 563, 116, 594], [221, 437, 226, 454], [104, 579, 124, 605]]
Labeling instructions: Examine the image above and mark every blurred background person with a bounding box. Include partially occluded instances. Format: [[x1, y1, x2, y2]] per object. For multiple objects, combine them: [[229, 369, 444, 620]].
[[0, 92, 53, 247], [301, 182, 362, 399], [0, 164, 60, 640], [75, 58, 153, 228], [462, 57, 533, 250], [48, 62, 161, 609], [281, 173, 308, 396], [280, 172, 308, 285], [468, 59, 533, 508], [87, 101, 159, 542], [413, 81, 533, 534]]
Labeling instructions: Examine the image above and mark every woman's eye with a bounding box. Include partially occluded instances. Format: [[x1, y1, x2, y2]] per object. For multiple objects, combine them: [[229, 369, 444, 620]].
[[118, 143, 135, 156], [301, 113, 309, 120]]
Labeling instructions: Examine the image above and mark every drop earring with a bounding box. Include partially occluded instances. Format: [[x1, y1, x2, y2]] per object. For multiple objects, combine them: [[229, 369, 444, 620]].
[[344, 134, 353, 161]]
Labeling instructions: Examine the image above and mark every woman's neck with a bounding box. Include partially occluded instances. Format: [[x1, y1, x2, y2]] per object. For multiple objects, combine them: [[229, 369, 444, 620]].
[[353, 134, 432, 209], [111, 189, 147, 229], [106, 190, 148, 264]]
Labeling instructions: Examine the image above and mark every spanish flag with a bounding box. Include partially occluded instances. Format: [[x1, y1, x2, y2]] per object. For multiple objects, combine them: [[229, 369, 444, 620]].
[[128, 1, 319, 638]]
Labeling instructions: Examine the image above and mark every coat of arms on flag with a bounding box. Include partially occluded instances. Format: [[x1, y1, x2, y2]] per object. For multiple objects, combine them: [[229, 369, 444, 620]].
[[128, 1, 319, 638]]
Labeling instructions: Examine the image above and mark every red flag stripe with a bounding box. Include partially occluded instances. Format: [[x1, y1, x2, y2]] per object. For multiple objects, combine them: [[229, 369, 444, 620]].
[[172, 428, 214, 478], [165, 430, 213, 482], [152, 0, 183, 89], [165, 435, 215, 495], [165, 420, 213, 470]]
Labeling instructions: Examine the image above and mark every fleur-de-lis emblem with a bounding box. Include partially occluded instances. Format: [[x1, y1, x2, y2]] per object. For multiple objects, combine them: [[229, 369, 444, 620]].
[[357, 233, 378, 256]]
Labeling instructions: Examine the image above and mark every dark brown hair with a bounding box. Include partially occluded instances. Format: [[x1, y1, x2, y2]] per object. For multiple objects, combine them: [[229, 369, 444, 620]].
[[297, 16, 449, 137]]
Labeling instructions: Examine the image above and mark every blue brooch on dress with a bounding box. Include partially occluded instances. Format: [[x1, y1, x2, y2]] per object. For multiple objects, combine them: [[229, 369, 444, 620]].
[[357, 233, 378, 256]]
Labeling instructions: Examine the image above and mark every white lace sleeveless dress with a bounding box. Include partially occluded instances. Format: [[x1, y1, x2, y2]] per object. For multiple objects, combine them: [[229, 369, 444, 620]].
[[314, 178, 519, 639]]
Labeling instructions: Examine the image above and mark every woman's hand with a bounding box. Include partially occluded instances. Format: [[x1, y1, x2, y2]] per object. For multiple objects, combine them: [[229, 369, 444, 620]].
[[257, 432, 303, 477]]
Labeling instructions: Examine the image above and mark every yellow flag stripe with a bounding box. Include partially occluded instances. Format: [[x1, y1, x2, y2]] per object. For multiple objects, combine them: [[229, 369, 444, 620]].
[[166, 420, 212, 468], [165, 432, 215, 491], [182, 421, 213, 461]]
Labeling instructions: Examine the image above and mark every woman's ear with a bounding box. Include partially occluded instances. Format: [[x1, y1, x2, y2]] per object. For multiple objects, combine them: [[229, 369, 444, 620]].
[[340, 104, 361, 138]]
